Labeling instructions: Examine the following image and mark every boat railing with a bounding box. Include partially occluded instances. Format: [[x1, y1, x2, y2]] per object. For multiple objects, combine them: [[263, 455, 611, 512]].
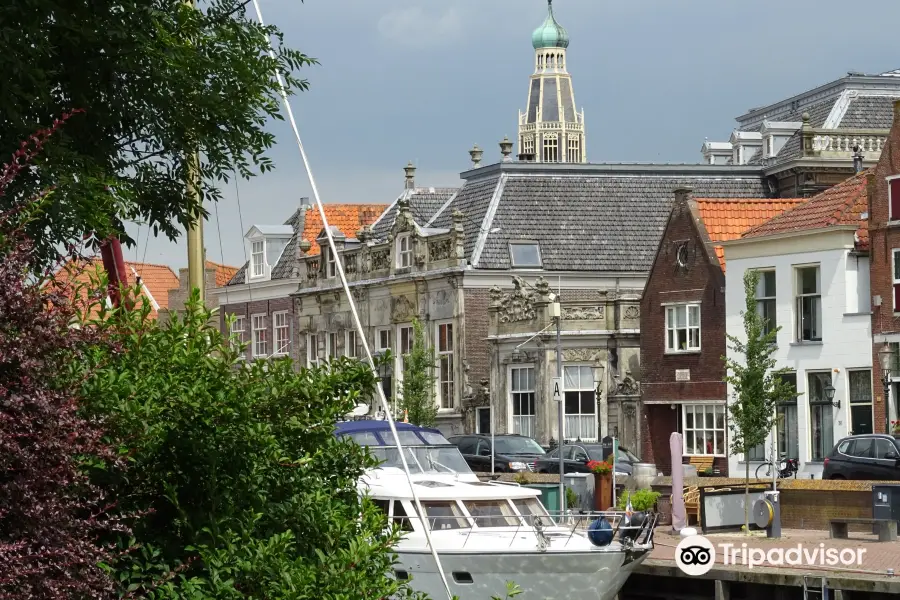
[[486, 480, 521, 487]]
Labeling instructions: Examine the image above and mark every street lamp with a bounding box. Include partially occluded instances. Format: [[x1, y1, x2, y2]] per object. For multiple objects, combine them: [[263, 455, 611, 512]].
[[879, 342, 894, 434], [824, 384, 839, 409]]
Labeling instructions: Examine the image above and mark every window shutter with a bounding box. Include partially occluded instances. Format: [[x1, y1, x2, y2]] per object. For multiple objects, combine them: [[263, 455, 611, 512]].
[[890, 179, 900, 220], [894, 283, 900, 311]]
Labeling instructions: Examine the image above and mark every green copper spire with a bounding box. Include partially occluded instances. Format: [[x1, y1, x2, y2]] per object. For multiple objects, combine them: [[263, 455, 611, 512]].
[[531, 0, 569, 50]]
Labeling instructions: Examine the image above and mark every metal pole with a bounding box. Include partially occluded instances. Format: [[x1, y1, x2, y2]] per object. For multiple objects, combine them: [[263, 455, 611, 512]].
[[186, 150, 205, 305], [491, 396, 495, 476], [557, 309, 564, 512], [884, 375, 891, 435]]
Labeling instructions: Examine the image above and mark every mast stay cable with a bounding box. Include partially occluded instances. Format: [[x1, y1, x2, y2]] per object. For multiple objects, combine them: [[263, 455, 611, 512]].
[[249, 2, 454, 598]]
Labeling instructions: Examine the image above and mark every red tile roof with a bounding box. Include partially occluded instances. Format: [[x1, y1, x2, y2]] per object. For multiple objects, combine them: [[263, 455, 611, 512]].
[[694, 198, 806, 270], [51, 258, 180, 319], [741, 170, 871, 249], [205, 260, 239, 287], [302, 204, 387, 256]]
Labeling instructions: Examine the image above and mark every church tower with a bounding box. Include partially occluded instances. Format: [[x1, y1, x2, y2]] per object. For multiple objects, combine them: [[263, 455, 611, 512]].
[[518, 0, 586, 163]]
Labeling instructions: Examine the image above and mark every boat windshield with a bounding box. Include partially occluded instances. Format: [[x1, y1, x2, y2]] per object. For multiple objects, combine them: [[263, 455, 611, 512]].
[[370, 445, 474, 475]]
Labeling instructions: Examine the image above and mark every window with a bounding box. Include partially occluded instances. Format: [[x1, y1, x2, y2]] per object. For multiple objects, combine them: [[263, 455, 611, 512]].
[[795, 266, 821, 341], [567, 136, 580, 163], [326, 249, 337, 278], [849, 370, 873, 436], [436, 323, 454, 409], [893, 249, 900, 310], [747, 441, 766, 462], [875, 438, 899, 459], [251, 240, 265, 277], [251, 314, 267, 357], [523, 136, 535, 158], [328, 332, 339, 359], [306, 332, 320, 367], [509, 366, 536, 439], [665, 304, 700, 352], [396, 234, 412, 269], [509, 242, 542, 268], [808, 371, 834, 461], [682, 404, 726, 456], [776, 373, 799, 460], [475, 407, 491, 434], [755, 270, 776, 336], [346, 330, 359, 359], [230, 315, 246, 354], [397, 324, 413, 377], [273, 311, 290, 356], [563, 365, 597, 442], [376, 328, 392, 352], [542, 134, 558, 163], [464, 501, 518, 528], [421, 501, 469, 530], [889, 176, 900, 220]]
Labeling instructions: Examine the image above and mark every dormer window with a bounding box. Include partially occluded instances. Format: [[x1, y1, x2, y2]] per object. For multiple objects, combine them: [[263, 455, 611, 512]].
[[326, 249, 337, 278], [509, 242, 542, 268], [251, 240, 265, 277], [396, 234, 412, 269]]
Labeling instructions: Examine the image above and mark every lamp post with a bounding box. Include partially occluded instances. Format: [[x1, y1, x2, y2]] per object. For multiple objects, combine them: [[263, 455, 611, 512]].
[[879, 342, 894, 434], [824, 383, 839, 409], [549, 295, 563, 510], [375, 351, 394, 419]]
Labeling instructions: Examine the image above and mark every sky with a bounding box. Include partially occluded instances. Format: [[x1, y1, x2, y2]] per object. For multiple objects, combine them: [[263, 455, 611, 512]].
[[126, 0, 900, 271]]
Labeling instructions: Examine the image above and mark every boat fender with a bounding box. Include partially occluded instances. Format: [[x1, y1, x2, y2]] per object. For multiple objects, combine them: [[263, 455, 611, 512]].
[[587, 516, 613, 547], [619, 511, 646, 542]]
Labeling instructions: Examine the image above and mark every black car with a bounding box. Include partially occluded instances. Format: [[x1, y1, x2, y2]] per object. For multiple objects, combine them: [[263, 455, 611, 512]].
[[823, 434, 900, 480], [448, 434, 546, 473], [533, 442, 639, 476]]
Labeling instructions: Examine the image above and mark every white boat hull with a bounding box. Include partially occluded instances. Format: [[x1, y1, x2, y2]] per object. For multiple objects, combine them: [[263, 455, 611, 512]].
[[393, 547, 649, 600]]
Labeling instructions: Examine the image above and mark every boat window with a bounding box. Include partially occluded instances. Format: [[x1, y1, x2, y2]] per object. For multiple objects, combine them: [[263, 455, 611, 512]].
[[391, 501, 414, 532], [422, 501, 470, 530], [345, 431, 381, 446], [512, 498, 550, 524], [419, 431, 450, 445], [380, 430, 424, 447], [464, 501, 519, 527], [371, 446, 473, 475], [370, 498, 390, 526]]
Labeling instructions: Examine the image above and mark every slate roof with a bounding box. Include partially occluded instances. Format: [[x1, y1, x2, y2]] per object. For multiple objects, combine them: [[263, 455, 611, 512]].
[[840, 96, 899, 129], [369, 187, 458, 241], [428, 166, 767, 272], [742, 169, 871, 249], [50, 259, 180, 319], [694, 198, 805, 270], [228, 203, 386, 285]]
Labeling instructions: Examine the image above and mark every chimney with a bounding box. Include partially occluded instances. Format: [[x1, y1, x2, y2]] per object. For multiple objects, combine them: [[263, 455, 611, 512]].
[[469, 144, 483, 168], [894, 99, 900, 124], [673, 187, 693, 204], [404, 161, 416, 190], [300, 196, 310, 210], [852, 145, 864, 174], [499, 136, 513, 162]]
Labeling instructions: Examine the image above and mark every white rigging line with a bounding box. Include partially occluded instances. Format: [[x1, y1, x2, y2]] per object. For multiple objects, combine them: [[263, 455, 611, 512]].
[[249, 3, 454, 599]]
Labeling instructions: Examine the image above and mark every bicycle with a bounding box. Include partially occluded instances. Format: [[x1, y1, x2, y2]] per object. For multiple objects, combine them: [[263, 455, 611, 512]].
[[755, 455, 799, 479]]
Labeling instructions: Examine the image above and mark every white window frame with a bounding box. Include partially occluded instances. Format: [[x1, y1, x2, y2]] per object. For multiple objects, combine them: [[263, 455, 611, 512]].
[[396, 234, 412, 269], [396, 324, 414, 382], [251, 239, 265, 278], [794, 264, 822, 342], [508, 365, 536, 439], [665, 303, 701, 353], [376, 327, 392, 353], [346, 329, 359, 359], [523, 135, 535, 157], [755, 269, 776, 335], [272, 311, 290, 356], [475, 406, 491, 434], [542, 134, 558, 163], [326, 248, 337, 278], [682, 403, 726, 456], [230, 315, 246, 357], [562, 364, 597, 442], [888, 174, 900, 221], [893, 249, 900, 311], [251, 314, 267, 358], [327, 332, 339, 360], [435, 321, 454, 410], [306, 332, 320, 367], [567, 136, 580, 163]]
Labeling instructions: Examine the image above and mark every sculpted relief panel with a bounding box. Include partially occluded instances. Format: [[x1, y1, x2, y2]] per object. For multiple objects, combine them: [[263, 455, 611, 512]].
[[562, 306, 605, 321]]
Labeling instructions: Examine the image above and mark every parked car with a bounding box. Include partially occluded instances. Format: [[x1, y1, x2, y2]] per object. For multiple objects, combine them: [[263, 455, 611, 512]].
[[533, 443, 638, 476], [447, 434, 546, 473], [823, 434, 900, 480]]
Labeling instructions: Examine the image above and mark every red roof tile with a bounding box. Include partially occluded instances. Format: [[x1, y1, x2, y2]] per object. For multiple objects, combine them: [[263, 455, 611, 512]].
[[741, 170, 871, 249], [302, 204, 388, 255], [694, 198, 806, 270], [205, 260, 239, 287]]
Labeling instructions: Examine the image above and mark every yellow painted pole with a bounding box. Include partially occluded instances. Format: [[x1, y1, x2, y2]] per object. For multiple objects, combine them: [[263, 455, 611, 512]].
[[185, 0, 205, 306]]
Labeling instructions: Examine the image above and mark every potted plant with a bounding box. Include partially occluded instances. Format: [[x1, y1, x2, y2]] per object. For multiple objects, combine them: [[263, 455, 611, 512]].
[[892, 420, 900, 435], [617, 489, 661, 512], [587, 460, 613, 511], [700, 467, 714, 477]]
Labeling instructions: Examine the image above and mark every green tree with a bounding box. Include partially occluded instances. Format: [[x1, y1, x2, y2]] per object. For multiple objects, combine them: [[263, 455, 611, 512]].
[[74, 295, 425, 598], [0, 0, 313, 266], [401, 319, 439, 428], [723, 269, 795, 534]]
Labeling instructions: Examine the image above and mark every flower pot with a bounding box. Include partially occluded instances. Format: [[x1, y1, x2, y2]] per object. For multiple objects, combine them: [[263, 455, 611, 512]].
[[593, 472, 612, 511]]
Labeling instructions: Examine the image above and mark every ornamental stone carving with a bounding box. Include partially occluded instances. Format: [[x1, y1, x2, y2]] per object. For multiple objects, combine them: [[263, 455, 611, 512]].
[[562, 348, 602, 363], [562, 306, 604, 321], [624, 306, 640, 320], [489, 285, 504, 306], [446, 275, 459, 289], [429, 238, 453, 261], [370, 248, 390, 271], [392, 295, 415, 321], [434, 289, 452, 307], [351, 287, 368, 303], [497, 277, 536, 323], [612, 373, 640, 396]]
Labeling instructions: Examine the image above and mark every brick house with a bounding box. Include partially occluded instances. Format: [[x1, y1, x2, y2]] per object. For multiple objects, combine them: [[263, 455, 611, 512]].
[[159, 260, 238, 325], [641, 192, 802, 475], [723, 169, 872, 478], [868, 99, 900, 435], [213, 200, 387, 364]]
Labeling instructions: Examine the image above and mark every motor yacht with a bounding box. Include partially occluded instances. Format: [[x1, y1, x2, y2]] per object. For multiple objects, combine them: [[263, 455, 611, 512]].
[[336, 421, 656, 600]]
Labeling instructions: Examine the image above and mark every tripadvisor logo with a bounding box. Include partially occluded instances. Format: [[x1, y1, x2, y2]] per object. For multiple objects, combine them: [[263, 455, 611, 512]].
[[675, 535, 866, 576]]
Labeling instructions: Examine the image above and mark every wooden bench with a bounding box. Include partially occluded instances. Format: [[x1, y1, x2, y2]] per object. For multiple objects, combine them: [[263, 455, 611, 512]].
[[830, 517, 897, 542], [688, 456, 714, 474]]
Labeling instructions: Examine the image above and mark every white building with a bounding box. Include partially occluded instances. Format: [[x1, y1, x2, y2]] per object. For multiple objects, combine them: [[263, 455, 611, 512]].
[[721, 171, 873, 478]]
